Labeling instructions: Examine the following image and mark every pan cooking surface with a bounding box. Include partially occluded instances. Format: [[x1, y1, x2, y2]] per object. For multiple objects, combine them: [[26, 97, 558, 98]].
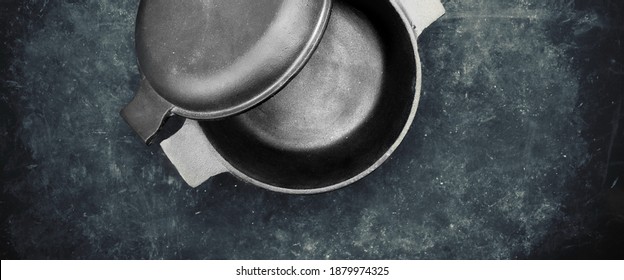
[[135, 0, 330, 117]]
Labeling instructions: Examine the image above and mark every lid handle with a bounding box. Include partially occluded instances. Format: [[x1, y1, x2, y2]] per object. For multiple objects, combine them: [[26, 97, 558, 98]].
[[121, 78, 174, 144]]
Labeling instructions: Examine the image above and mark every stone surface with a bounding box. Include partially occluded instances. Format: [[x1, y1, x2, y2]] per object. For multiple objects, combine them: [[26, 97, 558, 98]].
[[1, 0, 622, 259]]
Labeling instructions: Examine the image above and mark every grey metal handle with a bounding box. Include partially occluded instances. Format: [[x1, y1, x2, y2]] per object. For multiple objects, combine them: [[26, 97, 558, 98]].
[[160, 120, 228, 187], [121, 78, 174, 144], [394, 0, 445, 37]]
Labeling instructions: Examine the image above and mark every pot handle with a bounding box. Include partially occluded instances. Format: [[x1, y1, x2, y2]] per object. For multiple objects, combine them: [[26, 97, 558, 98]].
[[160, 119, 228, 187], [121, 78, 174, 144], [394, 0, 445, 37]]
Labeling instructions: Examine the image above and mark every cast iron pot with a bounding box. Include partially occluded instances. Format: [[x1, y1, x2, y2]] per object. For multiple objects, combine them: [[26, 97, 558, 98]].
[[157, 0, 445, 193]]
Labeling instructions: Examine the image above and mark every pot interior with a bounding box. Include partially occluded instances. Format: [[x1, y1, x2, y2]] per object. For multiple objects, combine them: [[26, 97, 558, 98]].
[[200, 0, 417, 190]]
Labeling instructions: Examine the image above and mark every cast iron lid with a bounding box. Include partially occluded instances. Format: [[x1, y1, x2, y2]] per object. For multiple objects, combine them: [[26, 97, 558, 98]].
[[135, 0, 332, 119]]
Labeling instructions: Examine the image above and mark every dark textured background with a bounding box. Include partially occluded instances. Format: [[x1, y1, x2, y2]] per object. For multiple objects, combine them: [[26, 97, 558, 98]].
[[1, 0, 623, 259]]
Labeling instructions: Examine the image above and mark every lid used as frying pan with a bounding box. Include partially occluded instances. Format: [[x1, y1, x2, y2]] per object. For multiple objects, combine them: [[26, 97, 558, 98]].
[[122, 0, 332, 143]]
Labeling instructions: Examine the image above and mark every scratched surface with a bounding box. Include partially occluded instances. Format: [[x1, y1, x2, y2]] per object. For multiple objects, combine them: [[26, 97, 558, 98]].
[[1, 0, 623, 259]]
